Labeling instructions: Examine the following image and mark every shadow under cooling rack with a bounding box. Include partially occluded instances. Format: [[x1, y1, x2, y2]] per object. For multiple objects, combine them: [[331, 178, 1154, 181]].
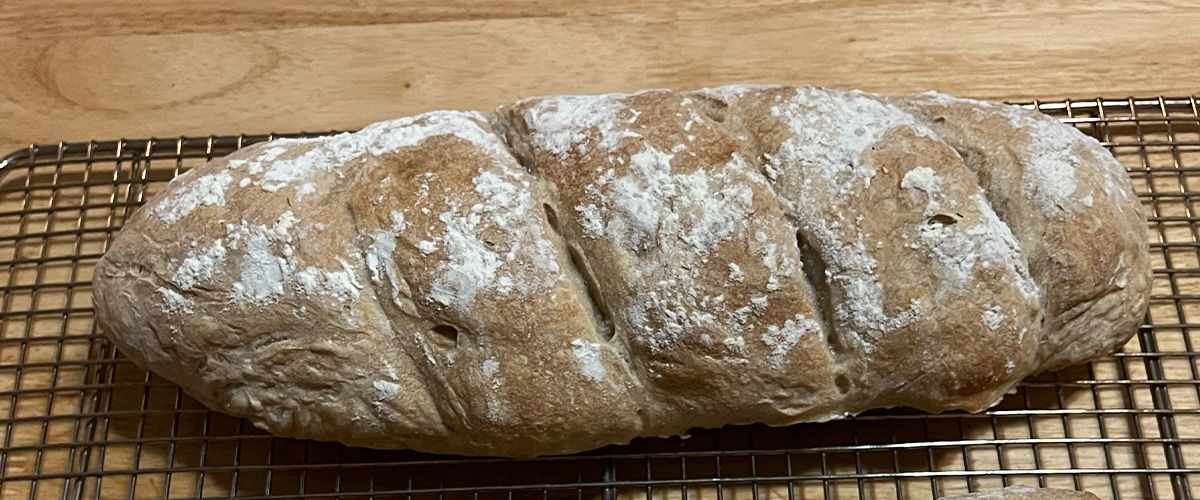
[[2, 96, 1200, 500]]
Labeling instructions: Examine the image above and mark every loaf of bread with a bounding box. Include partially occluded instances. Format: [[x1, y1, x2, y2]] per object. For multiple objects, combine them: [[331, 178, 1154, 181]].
[[92, 85, 1150, 457]]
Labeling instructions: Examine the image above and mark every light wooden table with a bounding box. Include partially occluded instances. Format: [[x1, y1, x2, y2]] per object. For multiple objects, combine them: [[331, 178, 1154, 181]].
[[1, 0, 1197, 153], [2, 1, 1199, 498]]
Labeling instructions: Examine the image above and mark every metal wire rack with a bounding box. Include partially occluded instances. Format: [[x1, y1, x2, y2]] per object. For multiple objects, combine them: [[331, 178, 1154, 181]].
[[2, 96, 1200, 500]]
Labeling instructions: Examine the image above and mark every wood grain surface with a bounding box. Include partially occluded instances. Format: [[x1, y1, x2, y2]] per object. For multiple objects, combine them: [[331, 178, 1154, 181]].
[[1, 0, 1198, 154]]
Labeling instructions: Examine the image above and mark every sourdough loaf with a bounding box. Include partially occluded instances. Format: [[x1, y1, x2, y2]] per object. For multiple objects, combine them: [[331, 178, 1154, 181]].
[[92, 85, 1150, 456]]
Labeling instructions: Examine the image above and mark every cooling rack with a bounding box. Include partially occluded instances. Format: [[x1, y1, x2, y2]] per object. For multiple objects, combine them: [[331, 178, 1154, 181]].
[[2, 96, 1200, 500]]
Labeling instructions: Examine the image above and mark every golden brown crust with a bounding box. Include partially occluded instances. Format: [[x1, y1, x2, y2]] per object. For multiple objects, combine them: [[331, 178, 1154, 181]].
[[92, 86, 1149, 457], [497, 90, 844, 431], [693, 87, 1040, 412], [897, 92, 1151, 371], [348, 129, 642, 454]]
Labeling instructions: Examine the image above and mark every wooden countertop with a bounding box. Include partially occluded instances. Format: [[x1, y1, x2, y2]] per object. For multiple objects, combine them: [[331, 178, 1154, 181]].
[[1, 0, 1197, 153]]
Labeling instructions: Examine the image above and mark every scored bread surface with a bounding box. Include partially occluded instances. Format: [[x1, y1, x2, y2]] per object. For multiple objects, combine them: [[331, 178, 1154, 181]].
[[92, 85, 1150, 457]]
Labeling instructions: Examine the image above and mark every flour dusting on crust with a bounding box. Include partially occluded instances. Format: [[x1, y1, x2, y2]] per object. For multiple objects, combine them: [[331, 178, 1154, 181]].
[[1015, 116, 1083, 215], [915, 91, 1129, 215], [570, 339, 606, 382], [227, 212, 299, 304], [768, 87, 929, 196], [604, 149, 763, 351], [522, 94, 643, 157], [172, 239, 227, 290], [727, 263, 745, 282], [766, 88, 933, 349], [900, 166, 1038, 296], [155, 171, 232, 225], [982, 305, 1005, 331], [520, 91, 813, 354], [762, 314, 821, 367], [428, 210, 505, 307], [424, 165, 561, 310], [764, 87, 1043, 351], [365, 211, 409, 306], [295, 257, 364, 302], [165, 211, 366, 306], [372, 380, 402, 400], [482, 358, 501, 381], [157, 287, 193, 314], [230, 111, 506, 199], [900, 166, 942, 195], [590, 147, 755, 253]]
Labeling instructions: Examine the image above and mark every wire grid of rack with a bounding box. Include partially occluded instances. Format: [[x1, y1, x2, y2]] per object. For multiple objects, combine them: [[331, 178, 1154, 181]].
[[2, 96, 1200, 500]]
